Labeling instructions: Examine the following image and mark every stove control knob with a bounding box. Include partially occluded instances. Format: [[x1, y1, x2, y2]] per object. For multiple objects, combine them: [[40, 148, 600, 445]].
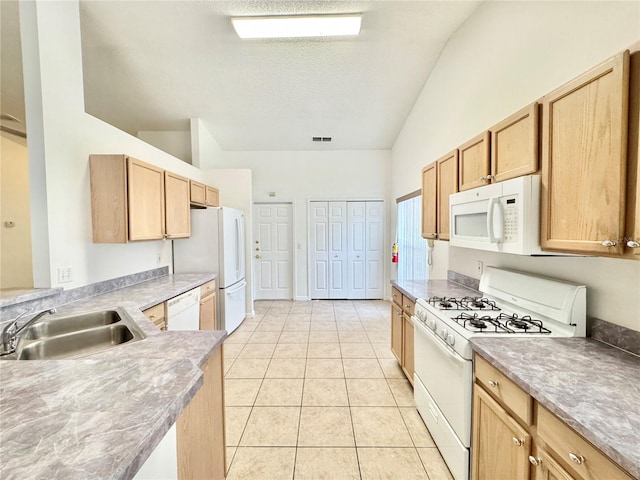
[[417, 310, 425, 321], [439, 328, 448, 340], [446, 333, 455, 346], [427, 317, 437, 330]]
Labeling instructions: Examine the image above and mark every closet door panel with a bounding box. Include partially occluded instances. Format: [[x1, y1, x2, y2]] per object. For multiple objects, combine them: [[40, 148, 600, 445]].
[[310, 202, 329, 299], [328, 202, 348, 298], [365, 201, 385, 299], [348, 202, 366, 299]]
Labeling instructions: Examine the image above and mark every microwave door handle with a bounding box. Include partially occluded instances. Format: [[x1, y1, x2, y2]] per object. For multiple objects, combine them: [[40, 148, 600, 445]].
[[487, 198, 503, 244]]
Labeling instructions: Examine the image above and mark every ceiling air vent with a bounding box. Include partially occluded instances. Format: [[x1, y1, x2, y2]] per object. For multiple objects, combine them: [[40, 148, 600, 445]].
[[312, 136, 332, 142]]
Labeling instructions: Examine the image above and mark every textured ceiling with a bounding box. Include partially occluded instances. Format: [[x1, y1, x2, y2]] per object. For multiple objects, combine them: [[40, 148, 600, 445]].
[[1, 1, 482, 151]]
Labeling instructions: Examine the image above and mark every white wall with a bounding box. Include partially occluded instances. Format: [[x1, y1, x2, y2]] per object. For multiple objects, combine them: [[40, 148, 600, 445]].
[[390, 1, 640, 330], [20, 1, 206, 289], [0, 132, 33, 288], [137, 130, 192, 164], [216, 150, 391, 299]]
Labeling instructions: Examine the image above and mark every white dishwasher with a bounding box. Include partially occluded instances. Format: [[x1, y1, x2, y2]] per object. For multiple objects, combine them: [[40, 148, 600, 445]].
[[135, 288, 202, 480], [167, 288, 201, 331]]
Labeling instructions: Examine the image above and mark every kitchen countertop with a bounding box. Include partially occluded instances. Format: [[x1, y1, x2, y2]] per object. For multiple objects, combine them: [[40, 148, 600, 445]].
[[471, 337, 640, 479], [391, 278, 479, 302], [0, 273, 226, 480]]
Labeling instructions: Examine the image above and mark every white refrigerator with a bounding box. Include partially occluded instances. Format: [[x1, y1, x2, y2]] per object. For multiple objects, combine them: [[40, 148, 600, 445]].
[[173, 207, 247, 334]]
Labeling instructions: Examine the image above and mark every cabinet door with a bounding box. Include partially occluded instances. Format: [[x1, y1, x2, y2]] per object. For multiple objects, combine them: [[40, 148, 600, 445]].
[[190, 180, 206, 206], [391, 305, 403, 363], [402, 313, 414, 386], [491, 103, 539, 183], [199, 293, 216, 330], [421, 162, 437, 239], [177, 346, 226, 480], [436, 150, 459, 240], [531, 446, 576, 480], [165, 171, 191, 239], [472, 386, 531, 480], [206, 186, 220, 207], [143, 303, 166, 331], [625, 50, 640, 256], [459, 131, 490, 191], [541, 51, 630, 254], [127, 157, 165, 241]]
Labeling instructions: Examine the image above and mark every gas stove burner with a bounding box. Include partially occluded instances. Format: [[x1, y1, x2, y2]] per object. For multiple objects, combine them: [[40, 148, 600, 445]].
[[459, 296, 500, 311], [508, 319, 531, 330], [428, 296, 460, 310], [469, 318, 487, 329]]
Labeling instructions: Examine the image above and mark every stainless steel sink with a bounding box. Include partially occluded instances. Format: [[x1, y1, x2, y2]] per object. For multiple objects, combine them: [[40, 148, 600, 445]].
[[21, 310, 122, 339], [1, 308, 145, 360]]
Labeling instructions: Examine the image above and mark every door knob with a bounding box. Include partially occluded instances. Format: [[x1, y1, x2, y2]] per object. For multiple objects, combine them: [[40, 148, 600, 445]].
[[255, 255, 261, 259]]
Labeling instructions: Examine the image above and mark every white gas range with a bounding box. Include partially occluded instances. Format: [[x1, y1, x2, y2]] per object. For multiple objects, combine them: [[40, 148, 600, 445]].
[[412, 267, 586, 480]]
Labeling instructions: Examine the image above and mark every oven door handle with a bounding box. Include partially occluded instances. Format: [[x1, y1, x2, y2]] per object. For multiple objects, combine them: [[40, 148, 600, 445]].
[[486, 197, 503, 244], [415, 319, 466, 367]]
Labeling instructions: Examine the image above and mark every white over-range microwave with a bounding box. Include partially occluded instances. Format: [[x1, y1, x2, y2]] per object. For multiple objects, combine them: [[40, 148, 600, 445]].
[[449, 175, 545, 255]]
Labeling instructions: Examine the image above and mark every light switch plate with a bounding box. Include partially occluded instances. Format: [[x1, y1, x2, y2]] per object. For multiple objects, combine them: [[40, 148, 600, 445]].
[[58, 266, 72, 283]]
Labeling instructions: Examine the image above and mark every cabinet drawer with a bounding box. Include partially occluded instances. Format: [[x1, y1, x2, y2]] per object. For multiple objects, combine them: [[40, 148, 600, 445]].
[[401, 295, 415, 316], [537, 405, 633, 480], [201, 279, 216, 297], [391, 287, 403, 307], [474, 354, 532, 425], [143, 303, 166, 330]]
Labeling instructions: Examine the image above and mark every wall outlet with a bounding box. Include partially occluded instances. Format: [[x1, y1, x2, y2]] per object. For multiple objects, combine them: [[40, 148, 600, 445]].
[[476, 260, 483, 275], [156, 253, 162, 264], [58, 266, 73, 283]]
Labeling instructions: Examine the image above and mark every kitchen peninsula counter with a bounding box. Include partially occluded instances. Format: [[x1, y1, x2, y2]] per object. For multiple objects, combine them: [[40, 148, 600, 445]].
[[0, 273, 225, 480], [471, 337, 640, 479]]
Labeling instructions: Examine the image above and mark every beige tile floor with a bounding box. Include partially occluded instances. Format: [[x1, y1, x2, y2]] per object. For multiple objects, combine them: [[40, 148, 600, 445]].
[[223, 299, 454, 480]]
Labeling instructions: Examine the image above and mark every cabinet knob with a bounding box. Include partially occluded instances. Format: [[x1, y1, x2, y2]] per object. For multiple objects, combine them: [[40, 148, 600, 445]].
[[512, 437, 523, 446], [479, 176, 487, 182], [528, 456, 541, 466], [149, 314, 156, 319], [601, 239, 616, 247], [568, 452, 584, 465], [627, 240, 640, 248], [488, 380, 499, 388], [486, 175, 494, 181]]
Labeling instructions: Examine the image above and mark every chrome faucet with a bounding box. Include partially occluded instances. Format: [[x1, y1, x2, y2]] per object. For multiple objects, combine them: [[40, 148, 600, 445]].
[[1, 308, 56, 355]]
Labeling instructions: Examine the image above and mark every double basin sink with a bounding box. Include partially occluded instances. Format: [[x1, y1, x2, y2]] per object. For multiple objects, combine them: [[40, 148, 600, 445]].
[[1, 308, 146, 360]]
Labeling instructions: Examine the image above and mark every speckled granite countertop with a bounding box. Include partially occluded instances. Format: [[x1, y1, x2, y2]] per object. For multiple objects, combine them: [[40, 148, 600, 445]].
[[0, 273, 226, 480], [471, 338, 640, 479], [391, 279, 479, 302]]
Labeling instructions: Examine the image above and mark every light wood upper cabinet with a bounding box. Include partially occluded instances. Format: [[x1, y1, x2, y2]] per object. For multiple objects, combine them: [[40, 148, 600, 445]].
[[421, 162, 437, 239], [436, 150, 459, 241], [90, 155, 165, 243], [190, 180, 206, 206], [625, 50, 640, 257], [491, 103, 539, 183], [164, 171, 190, 239], [459, 131, 491, 191], [540, 50, 630, 255], [472, 385, 531, 480], [206, 186, 220, 207], [90, 154, 192, 242]]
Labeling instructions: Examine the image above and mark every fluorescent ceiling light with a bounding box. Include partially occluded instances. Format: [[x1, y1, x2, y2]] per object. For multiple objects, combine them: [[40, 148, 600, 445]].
[[231, 14, 362, 39]]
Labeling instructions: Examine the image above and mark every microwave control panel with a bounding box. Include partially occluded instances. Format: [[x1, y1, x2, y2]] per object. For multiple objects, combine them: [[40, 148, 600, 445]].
[[503, 197, 519, 242]]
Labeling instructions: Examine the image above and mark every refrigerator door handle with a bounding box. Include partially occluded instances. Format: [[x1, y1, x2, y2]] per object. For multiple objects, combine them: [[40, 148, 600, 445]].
[[235, 218, 241, 276], [226, 279, 247, 295]]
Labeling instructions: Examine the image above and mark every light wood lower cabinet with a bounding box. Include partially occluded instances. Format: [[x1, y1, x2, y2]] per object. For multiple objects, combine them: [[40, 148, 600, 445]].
[[142, 302, 166, 331], [472, 353, 634, 480], [401, 313, 414, 386], [199, 280, 217, 331], [472, 385, 531, 480], [177, 346, 226, 480], [391, 303, 403, 363], [390, 287, 415, 385]]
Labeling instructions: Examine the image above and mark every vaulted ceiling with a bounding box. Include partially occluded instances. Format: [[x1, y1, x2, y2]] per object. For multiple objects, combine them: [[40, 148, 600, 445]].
[[1, 1, 481, 151]]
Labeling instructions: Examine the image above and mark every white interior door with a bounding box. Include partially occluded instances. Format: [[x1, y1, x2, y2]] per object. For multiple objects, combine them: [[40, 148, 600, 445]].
[[252, 203, 292, 300], [310, 202, 329, 299], [329, 201, 347, 298], [365, 201, 385, 299], [347, 202, 366, 299]]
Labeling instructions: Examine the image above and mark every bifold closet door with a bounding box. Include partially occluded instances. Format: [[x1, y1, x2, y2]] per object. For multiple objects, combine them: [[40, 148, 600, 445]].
[[347, 202, 366, 299], [328, 202, 348, 298], [365, 201, 384, 299], [310, 202, 329, 299]]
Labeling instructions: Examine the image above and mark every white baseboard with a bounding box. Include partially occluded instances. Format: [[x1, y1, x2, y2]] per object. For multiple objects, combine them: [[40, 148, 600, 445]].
[[295, 296, 310, 301]]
